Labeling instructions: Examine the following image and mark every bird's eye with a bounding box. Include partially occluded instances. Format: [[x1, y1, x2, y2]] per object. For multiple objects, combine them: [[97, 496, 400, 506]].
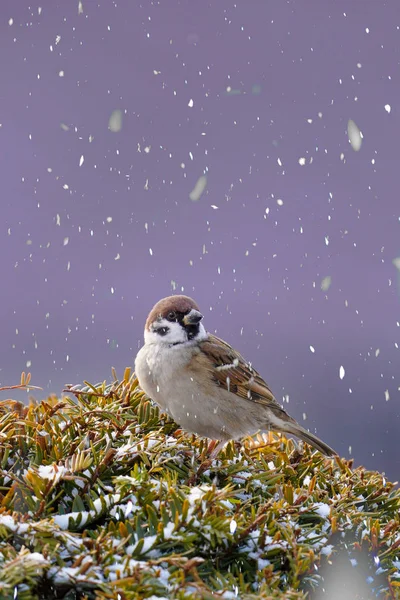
[[154, 326, 169, 336], [167, 311, 176, 321]]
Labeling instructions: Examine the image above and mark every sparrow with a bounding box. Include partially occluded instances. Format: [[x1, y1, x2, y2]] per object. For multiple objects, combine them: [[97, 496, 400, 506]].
[[134, 295, 336, 457]]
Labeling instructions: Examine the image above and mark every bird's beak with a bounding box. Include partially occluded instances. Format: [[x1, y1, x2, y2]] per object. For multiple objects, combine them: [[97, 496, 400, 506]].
[[183, 309, 203, 326]]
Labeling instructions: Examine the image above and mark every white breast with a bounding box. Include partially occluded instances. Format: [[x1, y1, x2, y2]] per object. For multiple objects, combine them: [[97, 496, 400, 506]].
[[134, 342, 194, 411]]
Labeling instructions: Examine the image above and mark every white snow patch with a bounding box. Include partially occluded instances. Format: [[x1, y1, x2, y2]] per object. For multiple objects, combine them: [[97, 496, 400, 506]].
[[23, 552, 49, 565], [53, 494, 121, 529], [0, 515, 29, 534], [115, 438, 160, 459], [313, 502, 330, 518], [49, 565, 104, 585], [38, 464, 69, 483], [188, 485, 212, 503], [135, 535, 157, 554], [163, 522, 175, 539]]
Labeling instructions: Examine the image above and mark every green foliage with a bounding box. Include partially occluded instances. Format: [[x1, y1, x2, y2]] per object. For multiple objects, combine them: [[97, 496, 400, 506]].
[[0, 369, 399, 599]]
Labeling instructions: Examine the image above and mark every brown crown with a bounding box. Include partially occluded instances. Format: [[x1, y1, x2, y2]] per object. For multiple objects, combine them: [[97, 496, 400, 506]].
[[145, 295, 200, 330]]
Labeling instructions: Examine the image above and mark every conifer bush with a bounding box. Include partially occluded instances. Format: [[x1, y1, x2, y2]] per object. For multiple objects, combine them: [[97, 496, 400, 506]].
[[0, 370, 399, 599]]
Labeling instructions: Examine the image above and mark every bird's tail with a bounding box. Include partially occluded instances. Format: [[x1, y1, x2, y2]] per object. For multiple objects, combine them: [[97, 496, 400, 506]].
[[282, 423, 337, 457]]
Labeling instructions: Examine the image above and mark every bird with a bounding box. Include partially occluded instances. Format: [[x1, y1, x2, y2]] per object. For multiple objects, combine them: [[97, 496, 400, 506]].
[[134, 295, 336, 457]]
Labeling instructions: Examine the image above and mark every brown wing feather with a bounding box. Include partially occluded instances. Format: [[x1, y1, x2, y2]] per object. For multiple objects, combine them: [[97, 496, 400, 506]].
[[197, 334, 336, 456], [199, 334, 285, 413]]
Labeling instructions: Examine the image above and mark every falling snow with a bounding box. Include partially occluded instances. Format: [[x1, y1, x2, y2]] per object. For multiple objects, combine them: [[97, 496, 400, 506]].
[[0, 0, 397, 493], [321, 276, 332, 291], [347, 119, 363, 151], [108, 109, 123, 132], [189, 175, 207, 201]]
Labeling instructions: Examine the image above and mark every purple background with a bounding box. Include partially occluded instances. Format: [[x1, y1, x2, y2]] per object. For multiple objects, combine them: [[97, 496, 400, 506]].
[[1, 1, 399, 480]]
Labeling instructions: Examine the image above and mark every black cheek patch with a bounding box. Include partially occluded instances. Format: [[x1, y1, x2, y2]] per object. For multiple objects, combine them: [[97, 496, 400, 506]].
[[185, 324, 199, 339]]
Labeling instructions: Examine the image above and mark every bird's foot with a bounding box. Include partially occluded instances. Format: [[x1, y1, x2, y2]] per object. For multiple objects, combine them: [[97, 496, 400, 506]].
[[188, 440, 226, 485], [187, 459, 212, 485]]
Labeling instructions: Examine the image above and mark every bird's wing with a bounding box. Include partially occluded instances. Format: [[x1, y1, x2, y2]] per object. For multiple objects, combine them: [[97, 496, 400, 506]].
[[198, 333, 287, 413], [195, 334, 336, 456]]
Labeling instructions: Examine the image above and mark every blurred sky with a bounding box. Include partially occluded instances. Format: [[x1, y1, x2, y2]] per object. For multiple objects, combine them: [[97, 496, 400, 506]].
[[1, 1, 399, 480]]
